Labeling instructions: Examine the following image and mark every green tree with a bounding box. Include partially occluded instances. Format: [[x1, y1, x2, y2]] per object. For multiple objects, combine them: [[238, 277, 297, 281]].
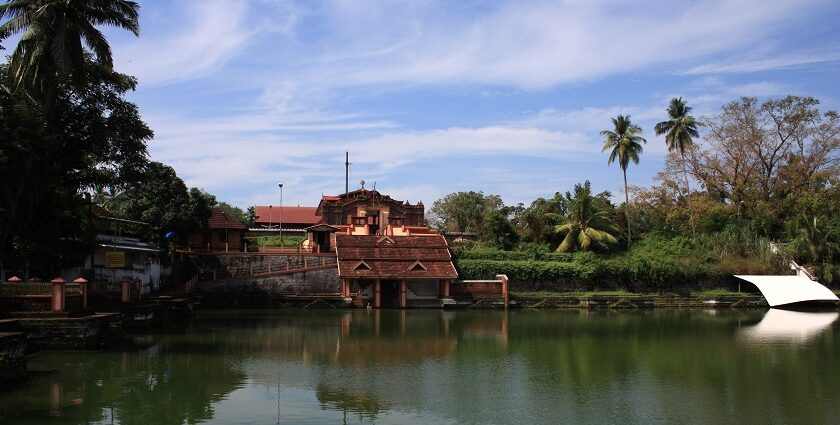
[[480, 210, 519, 250], [554, 181, 618, 252], [655, 97, 700, 236], [521, 193, 567, 244], [109, 162, 196, 242], [0, 61, 151, 276], [429, 191, 499, 234], [0, 0, 140, 96], [787, 215, 840, 283], [218, 202, 247, 226], [601, 114, 646, 247], [245, 206, 257, 228]]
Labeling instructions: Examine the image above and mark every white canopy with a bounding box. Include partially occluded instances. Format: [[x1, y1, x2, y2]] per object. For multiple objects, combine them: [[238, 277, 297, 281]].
[[734, 275, 839, 307]]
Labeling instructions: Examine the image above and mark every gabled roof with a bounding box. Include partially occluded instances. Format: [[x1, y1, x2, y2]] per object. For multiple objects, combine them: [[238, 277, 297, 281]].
[[254, 206, 319, 225], [316, 189, 423, 216], [207, 207, 246, 230], [335, 234, 458, 279], [305, 223, 341, 232]]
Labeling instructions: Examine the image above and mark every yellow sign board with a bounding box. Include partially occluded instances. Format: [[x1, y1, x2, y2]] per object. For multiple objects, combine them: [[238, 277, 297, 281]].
[[104, 251, 125, 268]]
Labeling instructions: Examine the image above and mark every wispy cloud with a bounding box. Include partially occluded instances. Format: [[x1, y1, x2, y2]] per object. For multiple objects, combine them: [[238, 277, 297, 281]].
[[685, 49, 840, 75], [112, 0, 255, 85]]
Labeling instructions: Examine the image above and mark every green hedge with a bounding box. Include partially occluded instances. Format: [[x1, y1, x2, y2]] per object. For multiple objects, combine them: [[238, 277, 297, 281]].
[[456, 257, 721, 289], [451, 246, 578, 262], [452, 233, 780, 291]]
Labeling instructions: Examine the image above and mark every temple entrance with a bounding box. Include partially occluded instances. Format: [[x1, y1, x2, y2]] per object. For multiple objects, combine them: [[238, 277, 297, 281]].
[[380, 280, 400, 308], [367, 210, 381, 235], [315, 231, 330, 253]]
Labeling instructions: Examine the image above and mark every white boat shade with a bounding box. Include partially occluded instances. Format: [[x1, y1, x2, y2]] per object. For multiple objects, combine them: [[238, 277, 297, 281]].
[[734, 275, 839, 307]]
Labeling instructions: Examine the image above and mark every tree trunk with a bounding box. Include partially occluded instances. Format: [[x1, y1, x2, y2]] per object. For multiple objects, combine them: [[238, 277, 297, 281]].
[[682, 158, 697, 238], [624, 169, 632, 248]]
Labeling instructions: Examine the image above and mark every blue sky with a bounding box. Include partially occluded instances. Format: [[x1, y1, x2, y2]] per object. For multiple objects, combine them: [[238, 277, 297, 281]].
[[100, 0, 840, 208]]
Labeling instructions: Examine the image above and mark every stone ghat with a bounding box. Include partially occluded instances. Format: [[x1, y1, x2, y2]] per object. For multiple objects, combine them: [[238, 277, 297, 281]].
[[0, 332, 27, 389], [1, 313, 123, 350]]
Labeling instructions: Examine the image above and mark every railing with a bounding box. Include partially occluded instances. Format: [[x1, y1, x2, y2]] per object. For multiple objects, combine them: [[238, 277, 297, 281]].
[[0, 283, 82, 296], [196, 255, 338, 281], [258, 246, 316, 254], [769, 242, 819, 281], [184, 275, 199, 294], [0, 282, 52, 296]]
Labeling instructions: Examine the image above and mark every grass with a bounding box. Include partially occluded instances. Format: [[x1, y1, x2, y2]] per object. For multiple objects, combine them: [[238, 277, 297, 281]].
[[512, 290, 637, 298], [511, 288, 755, 298], [691, 288, 747, 296]]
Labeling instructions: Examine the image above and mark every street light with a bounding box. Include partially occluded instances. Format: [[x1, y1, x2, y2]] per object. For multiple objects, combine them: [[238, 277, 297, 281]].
[[278, 183, 284, 247]]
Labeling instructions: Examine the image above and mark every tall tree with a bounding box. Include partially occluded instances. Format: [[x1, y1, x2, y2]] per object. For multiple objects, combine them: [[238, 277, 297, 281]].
[[0, 61, 151, 276], [0, 0, 140, 96], [655, 97, 700, 236], [554, 181, 618, 252], [601, 114, 646, 247], [429, 191, 501, 234]]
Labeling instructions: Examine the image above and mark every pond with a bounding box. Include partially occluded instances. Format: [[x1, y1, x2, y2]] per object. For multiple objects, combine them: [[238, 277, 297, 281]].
[[1, 308, 838, 424]]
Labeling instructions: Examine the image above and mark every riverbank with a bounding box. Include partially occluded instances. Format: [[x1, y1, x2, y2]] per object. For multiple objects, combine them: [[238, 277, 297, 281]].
[[509, 290, 771, 309]]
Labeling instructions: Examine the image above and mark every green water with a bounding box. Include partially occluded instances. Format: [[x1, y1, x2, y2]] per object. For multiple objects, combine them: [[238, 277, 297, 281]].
[[1, 308, 839, 424]]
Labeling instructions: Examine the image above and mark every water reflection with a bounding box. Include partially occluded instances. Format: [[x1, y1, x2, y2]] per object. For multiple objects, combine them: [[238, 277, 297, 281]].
[[316, 385, 391, 422], [741, 309, 839, 343], [1, 309, 839, 424]]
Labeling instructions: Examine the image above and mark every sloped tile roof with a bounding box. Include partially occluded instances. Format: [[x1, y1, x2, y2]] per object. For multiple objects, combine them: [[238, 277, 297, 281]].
[[335, 234, 458, 279], [254, 206, 319, 225], [207, 207, 246, 229]]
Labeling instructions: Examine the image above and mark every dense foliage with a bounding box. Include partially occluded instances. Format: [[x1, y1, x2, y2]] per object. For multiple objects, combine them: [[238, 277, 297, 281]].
[[438, 95, 840, 287]]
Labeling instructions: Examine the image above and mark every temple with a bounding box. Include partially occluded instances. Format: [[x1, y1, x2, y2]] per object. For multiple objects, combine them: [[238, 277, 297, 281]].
[[168, 183, 509, 309], [304, 186, 460, 308]]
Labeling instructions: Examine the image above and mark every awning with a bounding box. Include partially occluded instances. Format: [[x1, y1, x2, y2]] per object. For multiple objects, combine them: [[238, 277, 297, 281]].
[[734, 275, 839, 307]]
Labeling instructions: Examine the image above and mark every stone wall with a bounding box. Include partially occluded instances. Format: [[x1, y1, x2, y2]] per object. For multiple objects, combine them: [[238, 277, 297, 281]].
[[451, 281, 504, 296], [16, 313, 122, 350], [188, 253, 336, 281], [195, 267, 340, 295], [0, 294, 84, 314]]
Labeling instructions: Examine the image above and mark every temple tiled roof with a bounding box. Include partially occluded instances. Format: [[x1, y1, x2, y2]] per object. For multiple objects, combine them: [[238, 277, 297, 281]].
[[335, 234, 458, 279], [207, 207, 247, 229], [254, 206, 319, 225]]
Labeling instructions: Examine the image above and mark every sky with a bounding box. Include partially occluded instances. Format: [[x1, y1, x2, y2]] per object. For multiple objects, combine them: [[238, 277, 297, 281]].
[[98, 0, 840, 208]]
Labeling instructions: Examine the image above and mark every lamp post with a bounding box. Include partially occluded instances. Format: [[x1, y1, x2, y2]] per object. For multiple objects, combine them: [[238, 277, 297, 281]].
[[222, 211, 229, 252], [278, 183, 284, 247]]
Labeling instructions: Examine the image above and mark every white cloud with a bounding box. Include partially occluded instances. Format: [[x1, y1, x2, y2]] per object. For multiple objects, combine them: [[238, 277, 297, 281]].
[[276, 0, 824, 89], [112, 0, 255, 85], [685, 49, 840, 75]]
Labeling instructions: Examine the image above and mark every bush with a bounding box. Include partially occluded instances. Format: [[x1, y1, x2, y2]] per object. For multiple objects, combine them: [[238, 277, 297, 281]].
[[256, 235, 306, 247], [452, 230, 783, 292]]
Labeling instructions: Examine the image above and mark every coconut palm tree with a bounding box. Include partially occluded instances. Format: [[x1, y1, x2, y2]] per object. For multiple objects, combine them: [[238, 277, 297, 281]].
[[0, 0, 140, 95], [601, 114, 646, 247], [554, 181, 618, 252], [654, 97, 700, 155], [655, 97, 700, 236]]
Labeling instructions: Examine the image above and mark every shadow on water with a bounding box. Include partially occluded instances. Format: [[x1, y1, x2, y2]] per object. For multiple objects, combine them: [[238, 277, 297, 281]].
[[0, 308, 838, 424]]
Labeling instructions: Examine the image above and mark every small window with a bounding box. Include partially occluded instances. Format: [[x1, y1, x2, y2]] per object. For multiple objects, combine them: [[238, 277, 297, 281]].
[[377, 236, 395, 245], [352, 260, 372, 271], [407, 260, 427, 271]]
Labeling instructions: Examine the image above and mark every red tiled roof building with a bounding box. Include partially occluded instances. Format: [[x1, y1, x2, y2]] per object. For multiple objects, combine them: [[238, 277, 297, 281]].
[[188, 207, 246, 252], [335, 234, 458, 309], [253, 206, 320, 232]]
